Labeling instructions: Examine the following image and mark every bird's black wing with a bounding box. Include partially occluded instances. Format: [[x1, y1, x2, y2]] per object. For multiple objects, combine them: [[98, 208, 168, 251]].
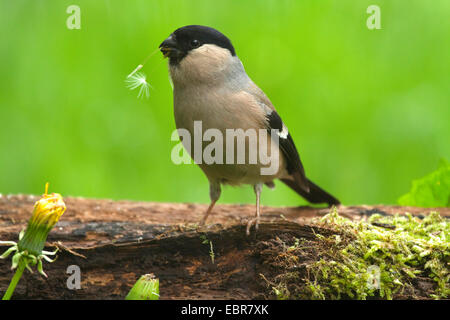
[[265, 110, 309, 190], [265, 110, 340, 205]]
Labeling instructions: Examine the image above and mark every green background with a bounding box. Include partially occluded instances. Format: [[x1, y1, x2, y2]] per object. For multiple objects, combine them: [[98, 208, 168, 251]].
[[0, 0, 449, 206]]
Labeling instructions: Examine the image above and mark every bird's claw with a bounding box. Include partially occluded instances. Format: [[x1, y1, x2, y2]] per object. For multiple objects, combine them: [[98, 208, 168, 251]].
[[246, 217, 260, 236]]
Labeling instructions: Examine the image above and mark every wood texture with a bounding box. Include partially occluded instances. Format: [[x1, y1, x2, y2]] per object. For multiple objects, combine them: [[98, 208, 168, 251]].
[[0, 194, 448, 299]]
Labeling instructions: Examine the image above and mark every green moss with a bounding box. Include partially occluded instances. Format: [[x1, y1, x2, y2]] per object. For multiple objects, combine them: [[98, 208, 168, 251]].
[[263, 208, 449, 300]]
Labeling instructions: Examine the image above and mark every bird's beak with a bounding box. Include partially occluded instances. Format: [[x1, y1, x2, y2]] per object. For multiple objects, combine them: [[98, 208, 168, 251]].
[[159, 35, 178, 58]]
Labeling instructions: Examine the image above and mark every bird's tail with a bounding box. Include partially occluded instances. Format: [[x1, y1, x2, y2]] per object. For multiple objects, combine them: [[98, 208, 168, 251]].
[[280, 177, 340, 206]]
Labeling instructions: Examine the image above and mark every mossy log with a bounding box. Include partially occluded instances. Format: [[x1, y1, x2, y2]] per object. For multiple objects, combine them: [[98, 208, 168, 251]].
[[0, 194, 448, 300]]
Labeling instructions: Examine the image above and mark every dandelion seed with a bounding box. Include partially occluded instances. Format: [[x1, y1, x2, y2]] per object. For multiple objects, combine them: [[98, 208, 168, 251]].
[[127, 64, 143, 78], [125, 71, 152, 99], [125, 48, 161, 99]]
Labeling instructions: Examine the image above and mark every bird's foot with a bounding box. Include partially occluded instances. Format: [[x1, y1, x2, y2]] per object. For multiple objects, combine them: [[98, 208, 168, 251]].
[[246, 217, 260, 236]]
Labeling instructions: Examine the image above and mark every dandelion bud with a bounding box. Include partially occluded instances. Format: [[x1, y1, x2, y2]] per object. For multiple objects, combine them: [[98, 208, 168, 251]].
[[17, 185, 66, 256], [1, 183, 66, 299], [126, 274, 160, 300]]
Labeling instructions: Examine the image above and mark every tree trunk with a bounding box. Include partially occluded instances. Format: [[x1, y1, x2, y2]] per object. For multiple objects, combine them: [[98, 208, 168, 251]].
[[0, 195, 448, 299]]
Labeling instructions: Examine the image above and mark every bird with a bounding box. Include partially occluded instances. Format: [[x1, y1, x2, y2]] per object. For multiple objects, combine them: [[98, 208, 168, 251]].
[[159, 25, 340, 235]]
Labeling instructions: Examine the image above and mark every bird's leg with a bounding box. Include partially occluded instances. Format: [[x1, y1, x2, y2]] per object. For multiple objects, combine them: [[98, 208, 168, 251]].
[[246, 183, 263, 235], [200, 181, 221, 225], [254, 183, 262, 230], [200, 201, 216, 226]]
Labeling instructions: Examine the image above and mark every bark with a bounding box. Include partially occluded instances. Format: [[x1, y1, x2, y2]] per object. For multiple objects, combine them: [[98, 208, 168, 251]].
[[0, 194, 448, 299]]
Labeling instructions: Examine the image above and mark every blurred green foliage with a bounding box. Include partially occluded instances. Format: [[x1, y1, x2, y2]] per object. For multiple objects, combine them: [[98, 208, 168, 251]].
[[0, 0, 449, 206], [398, 159, 450, 207]]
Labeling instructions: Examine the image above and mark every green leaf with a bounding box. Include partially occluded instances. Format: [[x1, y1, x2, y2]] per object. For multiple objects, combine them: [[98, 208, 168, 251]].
[[0, 246, 17, 259], [37, 259, 48, 278], [398, 159, 450, 207], [11, 252, 22, 270]]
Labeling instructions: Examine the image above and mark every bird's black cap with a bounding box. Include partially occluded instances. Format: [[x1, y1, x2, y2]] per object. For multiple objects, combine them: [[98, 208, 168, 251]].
[[160, 25, 236, 64]]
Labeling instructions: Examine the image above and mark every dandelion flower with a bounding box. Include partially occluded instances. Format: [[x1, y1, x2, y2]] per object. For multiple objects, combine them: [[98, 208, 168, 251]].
[[0, 182, 65, 280], [18, 183, 66, 257]]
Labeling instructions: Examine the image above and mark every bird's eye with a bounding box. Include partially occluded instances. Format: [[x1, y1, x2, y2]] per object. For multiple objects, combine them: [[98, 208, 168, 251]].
[[190, 39, 200, 48]]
